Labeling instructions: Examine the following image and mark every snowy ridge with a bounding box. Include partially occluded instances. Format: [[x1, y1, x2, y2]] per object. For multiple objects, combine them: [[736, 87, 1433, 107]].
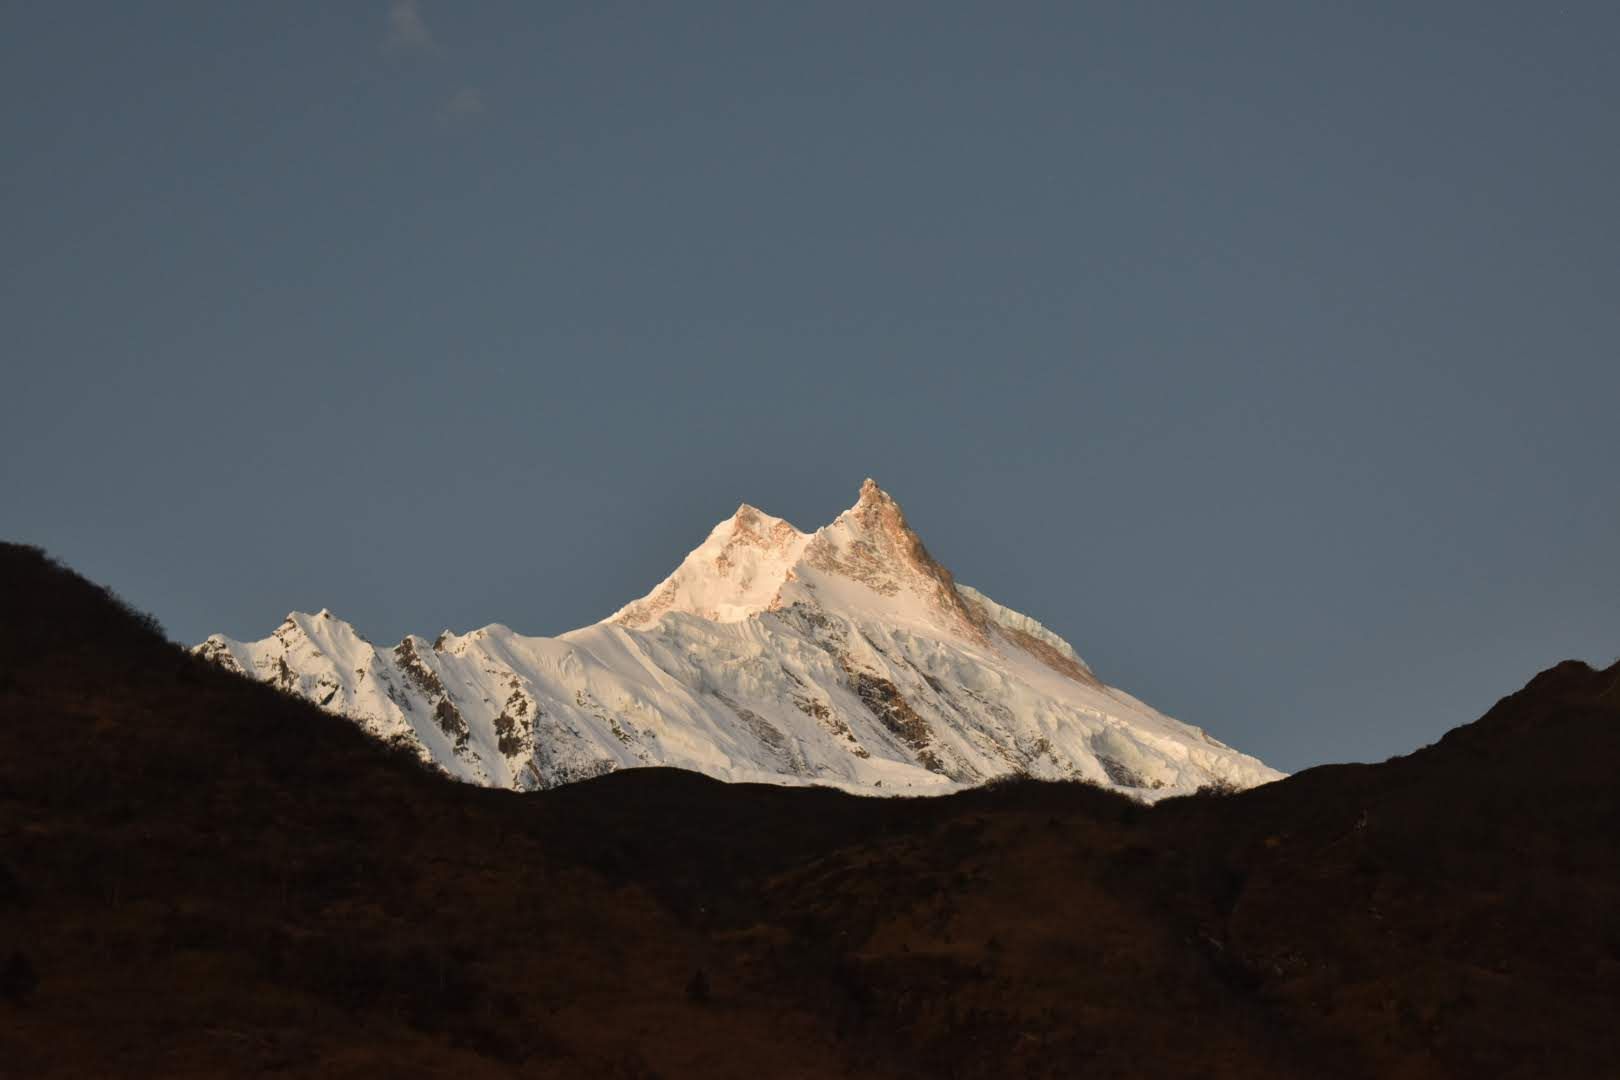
[[956, 584, 1091, 674], [196, 480, 1283, 799]]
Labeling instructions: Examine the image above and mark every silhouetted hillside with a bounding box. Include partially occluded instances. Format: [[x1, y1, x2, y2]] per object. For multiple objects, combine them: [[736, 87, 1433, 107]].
[[1, 542, 1616, 1077]]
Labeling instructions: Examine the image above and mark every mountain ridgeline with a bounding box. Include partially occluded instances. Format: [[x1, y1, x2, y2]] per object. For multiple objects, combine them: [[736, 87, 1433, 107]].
[[195, 480, 1281, 798], [2, 541, 1617, 1076]]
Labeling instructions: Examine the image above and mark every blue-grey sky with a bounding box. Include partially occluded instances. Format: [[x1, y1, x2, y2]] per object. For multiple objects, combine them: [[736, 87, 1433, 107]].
[[4, 3, 1617, 773]]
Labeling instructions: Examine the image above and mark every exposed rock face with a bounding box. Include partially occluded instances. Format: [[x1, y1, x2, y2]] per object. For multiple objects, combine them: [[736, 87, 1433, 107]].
[[194, 481, 1283, 798], [798, 479, 990, 644]]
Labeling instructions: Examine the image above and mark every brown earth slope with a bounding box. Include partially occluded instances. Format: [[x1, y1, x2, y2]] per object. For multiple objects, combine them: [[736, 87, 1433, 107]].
[[1, 542, 1616, 1077]]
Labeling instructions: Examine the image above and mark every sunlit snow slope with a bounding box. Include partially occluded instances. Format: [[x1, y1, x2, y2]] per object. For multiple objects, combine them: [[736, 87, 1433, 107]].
[[196, 480, 1282, 798]]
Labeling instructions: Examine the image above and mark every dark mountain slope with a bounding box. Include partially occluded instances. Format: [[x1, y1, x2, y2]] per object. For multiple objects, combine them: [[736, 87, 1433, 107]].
[[1, 542, 1615, 1077]]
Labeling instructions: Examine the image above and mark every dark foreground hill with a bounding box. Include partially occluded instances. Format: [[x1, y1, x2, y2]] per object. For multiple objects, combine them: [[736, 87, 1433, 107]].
[[1, 543, 1616, 1078]]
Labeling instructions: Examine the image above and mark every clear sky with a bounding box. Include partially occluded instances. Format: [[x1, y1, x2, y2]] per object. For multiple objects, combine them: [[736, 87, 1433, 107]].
[[4, 3, 1616, 773]]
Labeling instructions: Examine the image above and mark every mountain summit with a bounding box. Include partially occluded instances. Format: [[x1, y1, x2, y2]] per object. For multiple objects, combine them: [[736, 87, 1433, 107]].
[[610, 479, 981, 639], [196, 481, 1282, 796]]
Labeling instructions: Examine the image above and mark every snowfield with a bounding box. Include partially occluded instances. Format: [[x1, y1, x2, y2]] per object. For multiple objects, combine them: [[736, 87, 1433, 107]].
[[196, 480, 1283, 799]]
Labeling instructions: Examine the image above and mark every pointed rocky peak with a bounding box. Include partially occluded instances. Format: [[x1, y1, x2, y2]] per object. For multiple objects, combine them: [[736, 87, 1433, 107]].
[[834, 478, 919, 539], [844, 477, 903, 525], [830, 479, 923, 558], [799, 480, 990, 641], [856, 476, 889, 504]]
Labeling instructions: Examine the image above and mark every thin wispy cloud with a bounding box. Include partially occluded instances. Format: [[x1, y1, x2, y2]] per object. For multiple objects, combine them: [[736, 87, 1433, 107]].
[[439, 87, 484, 121], [382, 0, 434, 54], [380, 4, 487, 123]]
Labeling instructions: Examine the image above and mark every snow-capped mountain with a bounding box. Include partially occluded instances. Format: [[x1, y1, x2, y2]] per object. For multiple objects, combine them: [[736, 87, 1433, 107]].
[[195, 480, 1282, 798]]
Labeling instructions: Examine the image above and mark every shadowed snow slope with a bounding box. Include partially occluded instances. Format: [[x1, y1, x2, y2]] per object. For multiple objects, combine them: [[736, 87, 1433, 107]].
[[196, 480, 1282, 797]]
